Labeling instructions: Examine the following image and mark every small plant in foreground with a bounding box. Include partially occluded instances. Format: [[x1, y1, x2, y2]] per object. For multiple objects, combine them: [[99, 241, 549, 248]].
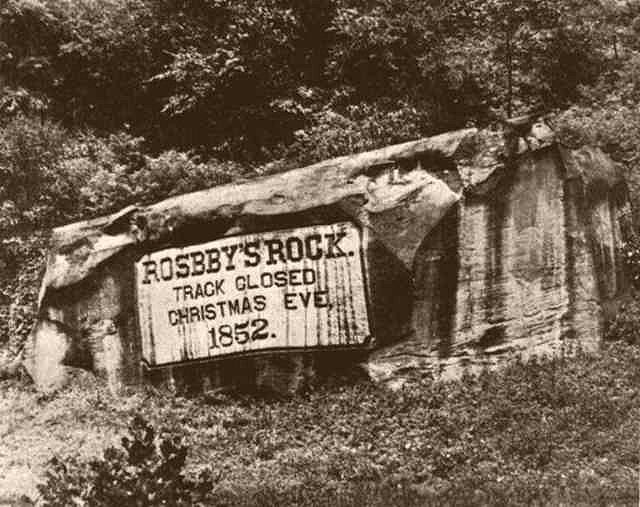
[[37, 415, 213, 506], [620, 231, 640, 290], [606, 296, 640, 345]]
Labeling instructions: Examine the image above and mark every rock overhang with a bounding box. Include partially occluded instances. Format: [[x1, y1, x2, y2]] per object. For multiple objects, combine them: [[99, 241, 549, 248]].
[[42, 127, 482, 297]]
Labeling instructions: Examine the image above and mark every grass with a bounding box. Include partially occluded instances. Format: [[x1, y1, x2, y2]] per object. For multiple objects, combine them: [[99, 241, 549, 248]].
[[0, 342, 638, 506]]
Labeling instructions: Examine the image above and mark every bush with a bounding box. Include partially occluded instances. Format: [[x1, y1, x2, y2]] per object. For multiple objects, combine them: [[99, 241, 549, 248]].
[[0, 115, 249, 234], [37, 415, 213, 506], [0, 233, 47, 352], [78, 147, 244, 216], [620, 231, 640, 289], [552, 53, 640, 164], [0, 86, 49, 118], [606, 297, 640, 346], [552, 101, 640, 223], [131, 152, 240, 206], [278, 101, 431, 167], [0, 115, 73, 230]]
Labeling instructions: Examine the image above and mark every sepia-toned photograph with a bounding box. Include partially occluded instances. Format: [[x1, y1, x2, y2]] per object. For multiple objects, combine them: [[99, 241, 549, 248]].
[[0, 0, 638, 505]]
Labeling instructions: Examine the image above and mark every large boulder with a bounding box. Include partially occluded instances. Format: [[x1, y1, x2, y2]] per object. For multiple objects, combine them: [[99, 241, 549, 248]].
[[22, 118, 633, 393], [367, 121, 633, 386]]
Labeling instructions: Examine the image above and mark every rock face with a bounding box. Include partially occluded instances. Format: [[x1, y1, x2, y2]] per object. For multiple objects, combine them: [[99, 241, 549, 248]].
[[368, 132, 632, 385], [23, 118, 633, 393]]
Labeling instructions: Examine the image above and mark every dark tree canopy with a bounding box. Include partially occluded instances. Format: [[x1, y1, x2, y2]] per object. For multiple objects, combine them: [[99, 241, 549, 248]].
[[0, 0, 621, 158], [0, 0, 638, 233]]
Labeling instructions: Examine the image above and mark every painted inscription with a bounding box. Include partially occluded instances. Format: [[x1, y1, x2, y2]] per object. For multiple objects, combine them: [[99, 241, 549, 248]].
[[136, 222, 371, 366]]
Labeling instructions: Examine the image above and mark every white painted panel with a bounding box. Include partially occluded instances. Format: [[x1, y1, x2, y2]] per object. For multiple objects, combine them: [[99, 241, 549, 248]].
[[136, 222, 370, 366]]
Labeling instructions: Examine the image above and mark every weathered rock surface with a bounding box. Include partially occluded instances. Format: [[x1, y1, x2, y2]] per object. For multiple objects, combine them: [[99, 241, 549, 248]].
[[367, 121, 633, 386], [23, 129, 473, 392], [22, 118, 633, 393]]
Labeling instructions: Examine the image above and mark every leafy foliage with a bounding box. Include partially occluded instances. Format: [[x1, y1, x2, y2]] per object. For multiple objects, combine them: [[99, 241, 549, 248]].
[[19, 343, 638, 505], [606, 297, 640, 346], [0, 115, 70, 230], [0, 115, 248, 234], [0, 233, 46, 353], [620, 232, 640, 290], [0, 0, 633, 237], [0, 0, 618, 159], [282, 100, 431, 166], [552, 51, 640, 221], [38, 415, 213, 506], [0, 3, 637, 504]]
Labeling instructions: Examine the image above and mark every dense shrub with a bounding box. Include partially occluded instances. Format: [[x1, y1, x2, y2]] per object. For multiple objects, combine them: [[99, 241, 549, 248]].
[[38, 415, 213, 506], [0, 0, 613, 157], [606, 298, 640, 345], [552, 50, 640, 158], [529, 26, 606, 107], [0, 115, 73, 230], [0, 115, 249, 234], [552, 88, 640, 220], [620, 231, 640, 289], [281, 101, 432, 166], [0, 233, 47, 351], [0, 86, 49, 118], [78, 144, 243, 217]]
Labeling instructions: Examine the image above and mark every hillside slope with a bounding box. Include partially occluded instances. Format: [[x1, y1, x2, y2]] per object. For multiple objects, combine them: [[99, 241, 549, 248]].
[[1, 343, 638, 505]]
